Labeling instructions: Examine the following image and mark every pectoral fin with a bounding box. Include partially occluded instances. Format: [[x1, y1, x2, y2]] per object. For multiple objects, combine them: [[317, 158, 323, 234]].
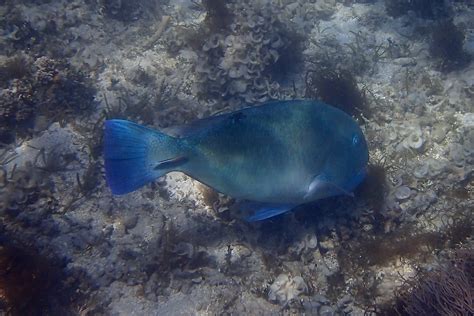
[[240, 202, 296, 222], [304, 175, 354, 201]]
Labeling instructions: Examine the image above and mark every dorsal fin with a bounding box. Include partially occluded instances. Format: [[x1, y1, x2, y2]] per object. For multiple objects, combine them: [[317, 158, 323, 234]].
[[163, 107, 250, 138], [163, 115, 226, 138]]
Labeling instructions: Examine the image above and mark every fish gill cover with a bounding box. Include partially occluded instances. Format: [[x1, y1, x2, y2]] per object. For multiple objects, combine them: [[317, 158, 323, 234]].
[[0, 0, 473, 315]]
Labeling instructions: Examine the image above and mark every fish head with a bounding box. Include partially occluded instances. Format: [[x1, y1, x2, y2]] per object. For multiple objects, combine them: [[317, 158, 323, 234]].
[[343, 125, 369, 190], [327, 118, 369, 192]]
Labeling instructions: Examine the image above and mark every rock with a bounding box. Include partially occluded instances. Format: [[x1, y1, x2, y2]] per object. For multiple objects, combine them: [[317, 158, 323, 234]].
[[313, 294, 329, 304], [319, 305, 335, 316], [268, 274, 308, 304], [431, 123, 449, 143], [394, 186, 411, 200], [123, 215, 139, 230]]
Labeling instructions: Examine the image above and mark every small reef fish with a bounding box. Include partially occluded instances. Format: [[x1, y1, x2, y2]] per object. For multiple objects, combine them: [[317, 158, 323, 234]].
[[104, 100, 369, 221]]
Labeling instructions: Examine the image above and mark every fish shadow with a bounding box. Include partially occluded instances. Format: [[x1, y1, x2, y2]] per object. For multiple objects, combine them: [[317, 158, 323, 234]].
[[221, 195, 363, 256]]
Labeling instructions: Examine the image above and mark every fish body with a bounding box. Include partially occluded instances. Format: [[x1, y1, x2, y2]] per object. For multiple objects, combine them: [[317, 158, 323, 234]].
[[104, 100, 369, 221]]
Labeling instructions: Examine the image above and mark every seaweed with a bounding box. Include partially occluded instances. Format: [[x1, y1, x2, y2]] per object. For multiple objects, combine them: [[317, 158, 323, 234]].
[[0, 55, 30, 86], [305, 65, 370, 119], [444, 214, 473, 248], [3, 18, 40, 51], [356, 162, 389, 233], [0, 161, 56, 217], [0, 79, 36, 144], [429, 20, 471, 72], [98, 0, 143, 22], [31, 146, 77, 173], [354, 270, 380, 309], [384, 0, 449, 19], [326, 271, 346, 302], [34, 57, 96, 126], [265, 28, 305, 83], [393, 248, 474, 315], [338, 211, 473, 272], [202, 0, 234, 33], [0, 240, 80, 315], [341, 227, 443, 268], [138, 220, 218, 298], [75, 161, 101, 199], [104, 79, 182, 127]]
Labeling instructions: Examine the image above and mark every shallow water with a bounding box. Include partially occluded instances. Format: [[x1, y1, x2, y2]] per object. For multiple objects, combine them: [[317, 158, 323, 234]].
[[0, 1, 473, 315]]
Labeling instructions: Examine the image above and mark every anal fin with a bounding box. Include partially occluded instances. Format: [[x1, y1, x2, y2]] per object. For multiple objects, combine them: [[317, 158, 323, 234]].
[[241, 202, 295, 222]]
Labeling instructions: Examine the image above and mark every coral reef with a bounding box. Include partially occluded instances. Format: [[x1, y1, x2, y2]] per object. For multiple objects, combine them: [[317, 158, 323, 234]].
[[168, 0, 306, 108], [0, 55, 95, 144]]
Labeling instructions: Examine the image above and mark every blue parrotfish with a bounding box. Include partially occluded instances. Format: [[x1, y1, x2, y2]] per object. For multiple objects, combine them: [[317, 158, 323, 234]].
[[104, 100, 369, 221]]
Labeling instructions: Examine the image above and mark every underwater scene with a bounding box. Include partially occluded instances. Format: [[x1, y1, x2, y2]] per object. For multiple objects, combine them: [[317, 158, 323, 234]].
[[0, 0, 473, 315]]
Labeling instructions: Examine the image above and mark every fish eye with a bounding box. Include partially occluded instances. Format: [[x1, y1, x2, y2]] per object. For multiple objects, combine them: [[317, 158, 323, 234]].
[[352, 134, 360, 146]]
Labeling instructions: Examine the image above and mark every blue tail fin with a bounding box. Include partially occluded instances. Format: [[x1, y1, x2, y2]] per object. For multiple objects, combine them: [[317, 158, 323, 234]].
[[104, 120, 185, 195]]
